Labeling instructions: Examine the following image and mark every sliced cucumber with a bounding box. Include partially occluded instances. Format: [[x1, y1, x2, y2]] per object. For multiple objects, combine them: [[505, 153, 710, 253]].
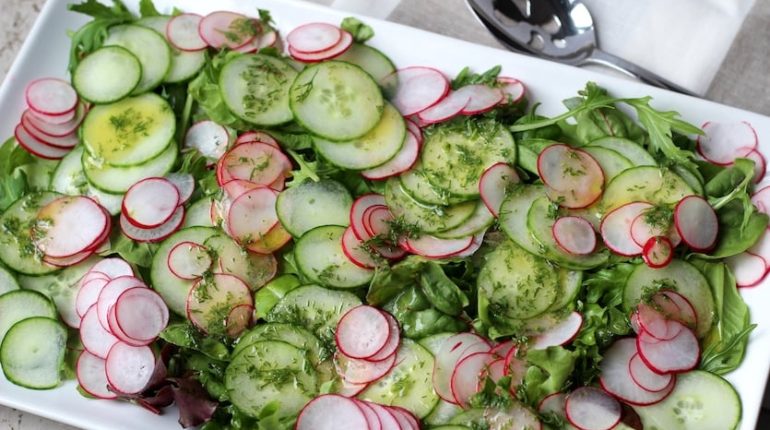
[[0, 266, 19, 296], [294, 226, 373, 288], [600, 166, 694, 214], [83, 141, 177, 194], [314, 102, 405, 170], [50, 146, 122, 215], [418, 332, 455, 356], [517, 144, 539, 174], [434, 201, 494, 239], [623, 260, 714, 337], [582, 146, 632, 185], [136, 16, 206, 83], [335, 43, 396, 83], [0, 289, 57, 344], [219, 54, 297, 126], [0, 317, 66, 389], [225, 340, 318, 418], [449, 409, 486, 427], [73, 46, 141, 104], [276, 179, 353, 237], [385, 178, 476, 234], [498, 184, 546, 255], [671, 164, 705, 196], [549, 269, 582, 312], [0, 192, 61, 276], [254, 275, 302, 319], [183, 198, 214, 228], [358, 339, 439, 418], [290, 61, 384, 141], [587, 137, 656, 166], [203, 233, 275, 291], [425, 399, 464, 426], [634, 371, 740, 430], [399, 162, 465, 206], [233, 322, 325, 365], [104, 24, 171, 94]]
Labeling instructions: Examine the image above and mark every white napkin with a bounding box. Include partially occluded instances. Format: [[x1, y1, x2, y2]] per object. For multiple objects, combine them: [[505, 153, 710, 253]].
[[327, 0, 756, 96]]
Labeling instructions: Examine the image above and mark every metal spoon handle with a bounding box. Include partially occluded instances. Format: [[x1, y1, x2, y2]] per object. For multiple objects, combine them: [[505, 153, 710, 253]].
[[583, 49, 697, 96]]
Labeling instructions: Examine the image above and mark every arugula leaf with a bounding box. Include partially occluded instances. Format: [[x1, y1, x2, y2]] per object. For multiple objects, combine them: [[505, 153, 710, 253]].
[[67, 0, 135, 72], [519, 347, 575, 406], [452, 65, 502, 90], [509, 83, 616, 133], [0, 138, 33, 211], [160, 323, 230, 361], [340, 17, 374, 43], [258, 9, 274, 25], [139, 0, 161, 17], [560, 87, 646, 145]]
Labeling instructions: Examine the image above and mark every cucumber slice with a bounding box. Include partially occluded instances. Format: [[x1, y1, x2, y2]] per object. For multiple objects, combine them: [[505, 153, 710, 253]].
[[254, 274, 302, 319], [498, 184, 546, 255], [671, 165, 705, 196], [434, 201, 494, 239], [276, 179, 353, 237], [314, 102, 405, 170], [294, 226, 373, 288], [335, 43, 396, 83], [600, 166, 694, 214], [203, 233, 276, 291], [290, 61, 384, 141], [582, 146, 632, 185], [0, 290, 57, 344], [587, 137, 656, 167], [527, 197, 609, 269], [0, 192, 61, 276], [399, 162, 465, 206], [225, 340, 318, 418], [83, 142, 177, 194], [219, 54, 297, 126], [104, 24, 171, 94], [233, 322, 325, 366], [385, 178, 476, 234], [50, 146, 122, 215], [73, 46, 141, 103], [449, 409, 486, 426], [0, 317, 66, 389], [421, 122, 516, 198], [418, 332, 455, 356], [0, 266, 19, 296], [136, 16, 206, 83], [425, 399, 464, 426], [358, 339, 439, 418], [634, 371, 740, 430], [150, 227, 219, 315], [81, 93, 176, 167], [183, 198, 214, 228], [517, 145, 539, 174], [549, 269, 582, 312], [623, 260, 715, 337]]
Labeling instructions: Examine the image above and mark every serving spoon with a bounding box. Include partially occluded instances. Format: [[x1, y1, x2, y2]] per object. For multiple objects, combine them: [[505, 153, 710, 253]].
[[466, 0, 697, 96]]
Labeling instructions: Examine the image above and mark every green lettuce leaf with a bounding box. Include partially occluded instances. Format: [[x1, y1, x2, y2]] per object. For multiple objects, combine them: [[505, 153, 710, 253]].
[[0, 138, 33, 211], [452, 65, 502, 89], [519, 346, 576, 406], [139, 0, 161, 17], [340, 17, 374, 43]]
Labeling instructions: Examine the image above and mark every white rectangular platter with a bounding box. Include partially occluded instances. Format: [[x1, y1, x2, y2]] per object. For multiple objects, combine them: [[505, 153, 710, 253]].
[[1, 0, 769, 429]]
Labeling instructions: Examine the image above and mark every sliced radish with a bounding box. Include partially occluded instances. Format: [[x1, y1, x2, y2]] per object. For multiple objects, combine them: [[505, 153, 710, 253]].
[[460, 85, 504, 115], [21, 104, 85, 137], [417, 90, 471, 125], [43, 249, 94, 268], [628, 353, 673, 392], [390, 407, 419, 430], [552, 216, 597, 255], [289, 31, 353, 62], [226, 187, 279, 246], [97, 276, 147, 331], [186, 274, 252, 333], [80, 305, 119, 359], [381, 67, 449, 116], [165, 173, 195, 203], [479, 162, 520, 217], [656, 290, 697, 328], [296, 395, 369, 430], [114, 287, 169, 342], [26, 78, 77, 116], [120, 206, 185, 243], [482, 358, 507, 386], [105, 342, 155, 395], [225, 304, 254, 338], [361, 131, 420, 180], [35, 196, 107, 258], [450, 230, 486, 258], [635, 303, 681, 340], [367, 312, 401, 362], [350, 194, 386, 241], [244, 223, 292, 255], [336, 379, 369, 398], [287, 23, 341, 53], [674, 195, 718, 251], [27, 106, 77, 125], [752, 186, 770, 214], [14, 122, 70, 159], [405, 234, 474, 258], [166, 13, 207, 51], [503, 347, 528, 387], [433, 333, 491, 403], [76, 277, 109, 318], [219, 142, 289, 186], [76, 351, 116, 400], [122, 178, 180, 229], [20, 120, 78, 149], [538, 144, 604, 208], [198, 11, 257, 49], [637, 321, 699, 373], [363, 206, 393, 239], [334, 351, 397, 384], [490, 340, 516, 359], [697, 121, 757, 165], [747, 150, 767, 183], [565, 387, 621, 430], [336, 305, 391, 359], [354, 400, 382, 430], [236, 131, 279, 148], [725, 251, 768, 287], [108, 305, 148, 348], [498, 77, 526, 104], [451, 351, 496, 407], [341, 226, 378, 269], [630, 210, 680, 248], [167, 241, 211, 280], [599, 338, 675, 405], [530, 311, 583, 350], [642, 236, 674, 268], [90, 258, 133, 279], [186, 120, 230, 160], [405, 119, 423, 144], [600, 202, 653, 256], [484, 404, 542, 430], [367, 403, 400, 430]]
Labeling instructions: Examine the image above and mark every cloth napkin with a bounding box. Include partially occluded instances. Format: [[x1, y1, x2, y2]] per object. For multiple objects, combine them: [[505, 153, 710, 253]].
[[320, 0, 755, 96]]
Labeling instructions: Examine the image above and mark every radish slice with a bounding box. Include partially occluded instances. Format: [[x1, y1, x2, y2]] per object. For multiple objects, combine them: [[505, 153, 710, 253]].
[[725, 251, 768, 287], [565, 387, 621, 430], [390, 407, 419, 430], [503, 348, 528, 387], [336, 305, 391, 359], [406, 234, 474, 258], [341, 226, 378, 269], [552, 216, 597, 255], [600, 202, 653, 256], [165, 173, 195, 203], [244, 223, 292, 255], [227, 187, 279, 247], [296, 395, 369, 430], [114, 288, 169, 342], [91, 258, 133, 279], [479, 163, 520, 217], [35, 196, 107, 258], [80, 305, 119, 359], [225, 304, 254, 338], [364, 206, 393, 239], [630, 210, 681, 248], [219, 142, 289, 186], [674, 195, 718, 251], [287, 23, 342, 53], [531, 311, 583, 350], [22, 104, 85, 138], [628, 353, 673, 392], [97, 276, 147, 331], [637, 321, 699, 373], [120, 206, 185, 243], [433, 333, 491, 403], [167, 241, 211, 280], [26, 78, 78, 116], [236, 131, 279, 147], [368, 403, 401, 430], [450, 231, 486, 258], [697, 121, 757, 165], [350, 194, 386, 240], [108, 305, 149, 348], [538, 144, 604, 208], [482, 358, 507, 386], [289, 31, 353, 62], [20, 119, 78, 149], [405, 119, 423, 144], [361, 131, 420, 179], [198, 11, 257, 49], [417, 90, 471, 125], [367, 312, 401, 362], [14, 123, 70, 159], [657, 291, 697, 328], [335, 379, 369, 398], [105, 342, 155, 395], [222, 179, 261, 201], [43, 249, 94, 268], [334, 351, 397, 384], [642, 236, 674, 268], [186, 120, 230, 160], [28, 106, 76, 125], [752, 186, 770, 214], [76, 277, 109, 318], [490, 340, 516, 359], [186, 274, 252, 333], [166, 13, 207, 51], [460, 85, 504, 115], [76, 350, 116, 399], [498, 77, 526, 104], [747, 150, 767, 183], [382, 67, 449, 116], [122, 178, 180, 229], [451, 351, 496, 407], [353, 400, 383, 430], [599, 338, 675, 405], [635, 303, 682, 340]]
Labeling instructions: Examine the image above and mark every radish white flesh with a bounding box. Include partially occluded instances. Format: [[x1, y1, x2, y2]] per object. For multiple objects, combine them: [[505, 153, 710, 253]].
[[538, 144, 604, 208], [115, 287, 169, 342], [382, 67, 449, 116], [354, 400, 382, 430], [637, 321, 699, 373], [167, 241, 211, 280], [14, 123, 70, 159], [80, 270, 110, 287], [630, 211, 681, 248], [297, 395, 370, 430], [166, 13, 207, 51], [334, 351, 397, 384], [483, 358, 507, 386], [417, 90, 470, 125], [226, 187, 279, 247], [565, 387, 621, 430], [336, 305, 391, 359], [198, 11, 256, 49], [504, 348, 528, 387], [751, 186, 770, 214], [552, 216, 597, 255], [648, 292, 682, 321], [600, 202, 653, 256], [219, 142, 289, 186], [222, 179, 260, 201], [90, 258, 133, 279], [76, 277, 109, 318], [287, 22, 342, 53], [450, 230, 486, 258], [635, 302, 682, 340], [697, 121, 757, 165], [391, 407, 420, 430], [642, 236, 674, 268], [120, 206, 185, 243], [123, 178, 180, 228], [43, 249, 94, 268], [236, 131, 279, 147], [335, 379, 369, 398], [225, 304, 254, 338], [599, 338, 675, 405], [76, 351, 116, 399], [22, 105, 85, 138], [20, 118, 78, 148], [368, 403, 400, 430], [108, 305, 149, 347], [490, 340, 516, 359], [479, 162, 520, 217], [747, 150, 767, 183], [531, 311, 583, 350], [80, 305, 119, 359], [367, 312, 401, 361], [350, 194, 386, 240], [186, 120, 230, 160], [363, 205, 392, 238], [165, 173, 195, 203], [406, 234, 474, 258], [629, 353, 673, 392], [498, 77, 526, 103], [674, 195, 718, 251], [361, 131, 420, 179], [97, 276, 147, 331], [35, 196, 107, 258], [341, 226, 378, 269], [26, 78, 78, 116], [460, 85, 504, 115], [186, 274, 253, 333], [725, 251, 768, 287], [451, 351, 495, 407], [28, 106, 76, 124], [105, 342, 155, 395], [289, 31, 353, 62], [405, 119, 423, 144], [433, 333, 491, 403], [657, 291, 697, 328]]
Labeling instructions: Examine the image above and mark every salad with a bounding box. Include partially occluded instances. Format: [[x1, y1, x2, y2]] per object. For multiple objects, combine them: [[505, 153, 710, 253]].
[[0, 0, 767, 429]]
